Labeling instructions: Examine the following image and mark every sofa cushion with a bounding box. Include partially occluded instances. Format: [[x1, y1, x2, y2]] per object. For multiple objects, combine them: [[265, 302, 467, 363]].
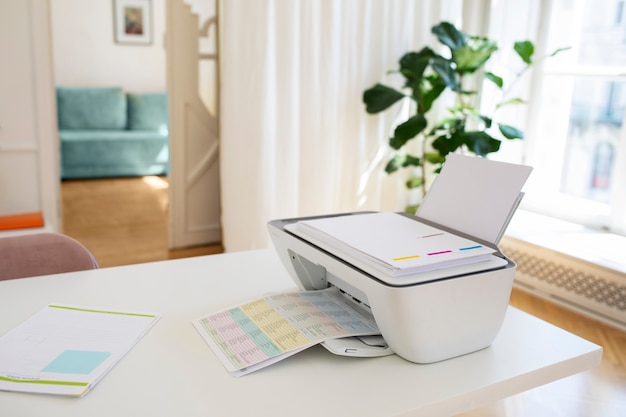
[[127, 93, 169, 131], [59, 130, 168, 142], [59, 130, 169, 179], [57, 87, 127, 130]]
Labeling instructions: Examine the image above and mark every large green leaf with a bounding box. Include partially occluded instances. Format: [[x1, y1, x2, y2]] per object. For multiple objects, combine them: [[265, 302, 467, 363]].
[[399, 48, 436, 95], [384, 154, 421, 174], [498, 123, 524, 139], [431, 21, 467, 50], [389, 114, 427, 149], [420, 73, 447, 112], [463, 131, 501, 156], [399, 48, 434, 80], [514, 40, 534, 64], [431, 57, 460, 91], [432, 131, 465, 156], [363, 84, 405, 114], [453, 37, 498, 74]]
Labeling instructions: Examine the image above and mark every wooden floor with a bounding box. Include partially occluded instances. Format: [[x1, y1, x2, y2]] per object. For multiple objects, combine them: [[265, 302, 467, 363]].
[[61, 177, 625, 416], [61, 176, 222, 268]]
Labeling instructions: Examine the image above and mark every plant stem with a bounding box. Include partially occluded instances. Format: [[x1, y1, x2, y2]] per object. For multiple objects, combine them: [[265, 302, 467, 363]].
[[421, 134, 427, 200]]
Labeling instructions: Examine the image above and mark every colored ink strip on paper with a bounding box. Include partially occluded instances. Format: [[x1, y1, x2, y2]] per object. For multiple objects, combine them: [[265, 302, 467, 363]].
[[393, 255, 420, 261], [427, 250, 452, 256], [459, 245, 483, 251]]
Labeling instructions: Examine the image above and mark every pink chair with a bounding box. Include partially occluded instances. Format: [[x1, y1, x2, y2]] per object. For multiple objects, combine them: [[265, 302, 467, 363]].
[[0, 233, 98, 281]]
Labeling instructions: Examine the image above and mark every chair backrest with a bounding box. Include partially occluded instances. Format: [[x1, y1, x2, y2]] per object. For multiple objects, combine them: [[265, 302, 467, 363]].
[[0, 233, 98, 281]]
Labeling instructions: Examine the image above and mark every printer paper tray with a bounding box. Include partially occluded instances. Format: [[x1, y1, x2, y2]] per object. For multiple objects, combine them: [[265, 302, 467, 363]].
[[285, 222, 509, 286]]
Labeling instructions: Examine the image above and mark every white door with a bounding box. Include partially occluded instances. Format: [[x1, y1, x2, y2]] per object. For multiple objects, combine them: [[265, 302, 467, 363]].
[[166, 0, 221, 249]]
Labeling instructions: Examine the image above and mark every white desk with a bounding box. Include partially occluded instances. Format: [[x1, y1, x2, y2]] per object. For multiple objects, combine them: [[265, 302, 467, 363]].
[[0, 249, 602, 417]]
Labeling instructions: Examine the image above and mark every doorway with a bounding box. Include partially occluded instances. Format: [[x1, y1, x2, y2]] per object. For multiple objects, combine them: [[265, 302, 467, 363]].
[[51, 0, 221, 262]]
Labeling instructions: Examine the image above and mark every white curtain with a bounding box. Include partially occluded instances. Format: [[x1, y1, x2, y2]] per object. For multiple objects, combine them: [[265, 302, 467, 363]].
[[219, 0, 469, 252]]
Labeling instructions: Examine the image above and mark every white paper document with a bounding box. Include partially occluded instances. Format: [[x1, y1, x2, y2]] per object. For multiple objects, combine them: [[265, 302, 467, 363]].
[[0, 304, 160, 397], [418, 153, 533, 244], [193, 288, 380, 376], [290, 212, 495, 277]]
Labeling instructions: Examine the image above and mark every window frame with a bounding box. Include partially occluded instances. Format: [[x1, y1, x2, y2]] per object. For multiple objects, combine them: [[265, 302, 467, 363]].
[[488, 0, 626, 237]]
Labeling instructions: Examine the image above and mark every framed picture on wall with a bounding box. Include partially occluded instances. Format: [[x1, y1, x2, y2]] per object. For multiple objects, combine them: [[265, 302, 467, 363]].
[[113, 0, 152, 45]]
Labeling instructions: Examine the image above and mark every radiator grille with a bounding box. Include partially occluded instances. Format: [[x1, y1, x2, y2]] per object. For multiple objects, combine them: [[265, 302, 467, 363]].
[[501, 238, 626, 329]]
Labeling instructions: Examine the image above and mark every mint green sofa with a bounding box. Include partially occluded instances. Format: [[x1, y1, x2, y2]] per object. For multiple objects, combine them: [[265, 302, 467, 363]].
[[57, 87, 169, 179]]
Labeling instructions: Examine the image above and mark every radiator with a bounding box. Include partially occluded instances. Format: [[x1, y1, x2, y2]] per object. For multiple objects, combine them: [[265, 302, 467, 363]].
[[500, 236, 626, 331]]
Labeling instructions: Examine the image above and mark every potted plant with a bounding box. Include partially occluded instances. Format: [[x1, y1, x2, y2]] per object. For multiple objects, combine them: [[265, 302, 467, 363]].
[[363, 21, 567, 213]]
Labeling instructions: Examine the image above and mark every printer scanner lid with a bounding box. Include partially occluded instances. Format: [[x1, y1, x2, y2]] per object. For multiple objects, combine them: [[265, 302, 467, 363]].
[[417, 154, 532, 245]]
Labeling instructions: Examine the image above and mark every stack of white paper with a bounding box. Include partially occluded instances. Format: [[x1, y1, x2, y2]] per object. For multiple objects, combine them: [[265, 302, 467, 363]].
[[0, 304, 160, 397], [290, 212, 495, 277]]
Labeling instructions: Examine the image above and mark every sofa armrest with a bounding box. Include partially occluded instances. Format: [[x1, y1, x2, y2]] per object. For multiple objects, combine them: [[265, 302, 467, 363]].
[[127, 93, 169, 132]]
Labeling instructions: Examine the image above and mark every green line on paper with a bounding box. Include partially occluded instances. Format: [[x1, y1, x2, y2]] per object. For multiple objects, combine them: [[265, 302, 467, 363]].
[[48, 305, 156, 318], [0, 376, 88, 387]]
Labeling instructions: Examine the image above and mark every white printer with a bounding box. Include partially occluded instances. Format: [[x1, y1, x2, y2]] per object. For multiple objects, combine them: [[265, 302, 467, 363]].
[[268, 154, 532, 364]]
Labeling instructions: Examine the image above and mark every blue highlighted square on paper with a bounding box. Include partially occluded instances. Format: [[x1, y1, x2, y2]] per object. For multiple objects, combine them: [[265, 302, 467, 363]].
[[42, 350, 111, 375]]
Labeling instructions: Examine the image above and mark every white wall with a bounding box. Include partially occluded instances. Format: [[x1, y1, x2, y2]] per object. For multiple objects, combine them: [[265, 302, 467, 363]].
[[0, 0, 59, 229], [51, 0, 167, 93], [0, 2, 41, 214]]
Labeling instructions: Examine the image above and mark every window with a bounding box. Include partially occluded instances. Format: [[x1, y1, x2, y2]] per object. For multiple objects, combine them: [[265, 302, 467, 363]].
[[490, 0, 626, 236]]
